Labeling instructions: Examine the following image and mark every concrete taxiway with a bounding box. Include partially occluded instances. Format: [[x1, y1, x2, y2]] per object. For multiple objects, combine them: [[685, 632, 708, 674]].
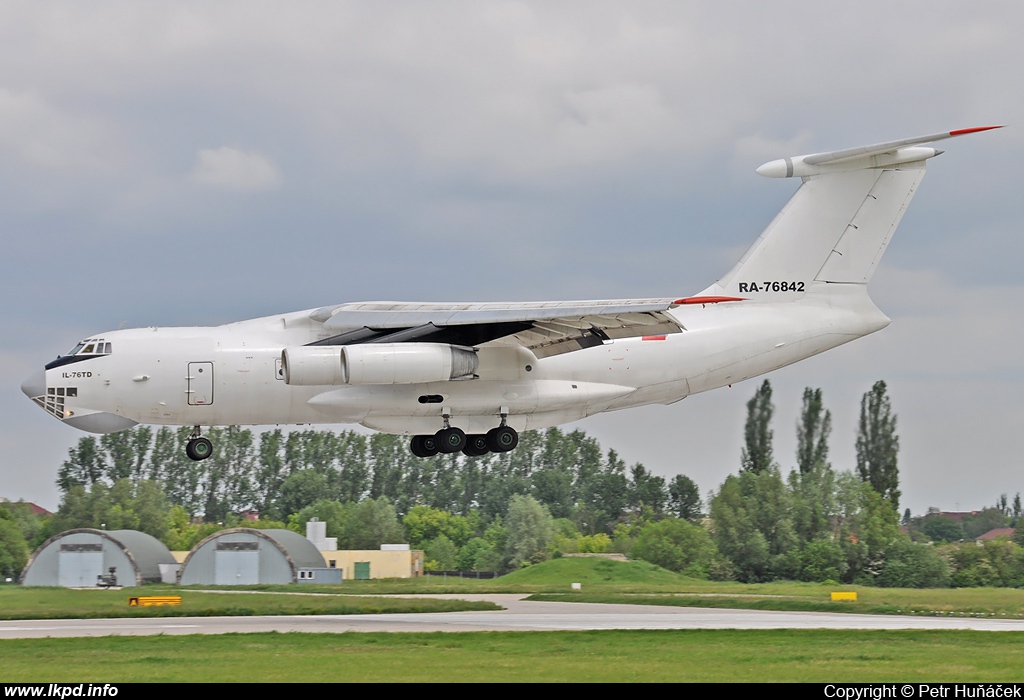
[[3, 595, 1024, 638]]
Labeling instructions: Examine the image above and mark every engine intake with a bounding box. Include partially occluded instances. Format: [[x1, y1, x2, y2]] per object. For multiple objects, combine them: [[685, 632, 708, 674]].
[[282, 343, 478, 386]]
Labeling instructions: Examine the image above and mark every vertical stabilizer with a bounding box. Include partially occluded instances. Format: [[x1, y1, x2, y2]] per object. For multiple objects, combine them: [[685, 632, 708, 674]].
[[700, 127, 1001, 299]]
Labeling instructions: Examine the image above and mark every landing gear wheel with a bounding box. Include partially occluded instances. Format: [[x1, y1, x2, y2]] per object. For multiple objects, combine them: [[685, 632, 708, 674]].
[[435, 427, 467, 454], [486, 425, 518, 453], [462, 434, 490, 457], [410, 435, 426, 458], [186, 437, 213, 461], [421, 434, 439, 456], [410, 434, 440, 458]]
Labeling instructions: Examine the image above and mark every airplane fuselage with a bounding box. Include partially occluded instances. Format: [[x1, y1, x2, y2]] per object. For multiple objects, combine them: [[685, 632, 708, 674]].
[[27, 286, 889, 438]]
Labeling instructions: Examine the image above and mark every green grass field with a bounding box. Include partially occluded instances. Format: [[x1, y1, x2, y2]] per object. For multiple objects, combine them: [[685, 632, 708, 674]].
[[7, 559, 1024, 682], [218, 557, 687, 595], [190, 557, 1024, 619], [4, 629, 1024, 682], [0, 585, 498, 620], [7, 557, 1024, 621]]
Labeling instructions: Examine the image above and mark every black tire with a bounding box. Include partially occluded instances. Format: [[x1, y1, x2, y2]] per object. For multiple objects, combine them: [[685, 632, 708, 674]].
[[410, 435, 427, 458], [186, 437, 213, 461], [436, 427, 467, 453], [421, 434, 440, 456], [486, 426, 518, 453], [411, 434, 440, 457], [462, 434, 490, 457]]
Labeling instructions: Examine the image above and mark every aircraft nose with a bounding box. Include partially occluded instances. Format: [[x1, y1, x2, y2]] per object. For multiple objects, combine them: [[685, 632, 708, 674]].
[[21, 369, 46, 399]]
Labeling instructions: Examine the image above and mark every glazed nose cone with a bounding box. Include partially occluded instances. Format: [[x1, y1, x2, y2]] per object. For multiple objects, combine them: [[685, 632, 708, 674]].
[[21, 370, 45, 399]]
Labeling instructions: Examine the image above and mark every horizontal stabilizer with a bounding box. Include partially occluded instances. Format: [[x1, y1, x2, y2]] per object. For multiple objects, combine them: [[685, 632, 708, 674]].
[[756, 126, 1001, 178]]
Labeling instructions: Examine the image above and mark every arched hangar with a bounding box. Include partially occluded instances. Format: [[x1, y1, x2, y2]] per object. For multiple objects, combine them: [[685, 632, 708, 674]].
[[178, 528, 327, 585], [21, 528, 176, 587]]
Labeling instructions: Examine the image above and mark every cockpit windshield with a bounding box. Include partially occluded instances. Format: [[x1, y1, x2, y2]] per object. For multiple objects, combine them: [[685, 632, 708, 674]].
[[65, 339, 112, 356]]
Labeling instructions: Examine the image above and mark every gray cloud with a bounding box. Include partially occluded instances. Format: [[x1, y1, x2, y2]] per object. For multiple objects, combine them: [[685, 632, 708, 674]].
[[192, 147, 282, 191], [4, 1, 1023, 514]]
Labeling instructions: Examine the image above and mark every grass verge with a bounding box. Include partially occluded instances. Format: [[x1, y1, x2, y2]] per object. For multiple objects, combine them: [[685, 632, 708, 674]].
[[525, 592, 1024, 619], [4, 629, 1024, 682], [0, 586, 498, 620], [7, 557, 1024, 620]]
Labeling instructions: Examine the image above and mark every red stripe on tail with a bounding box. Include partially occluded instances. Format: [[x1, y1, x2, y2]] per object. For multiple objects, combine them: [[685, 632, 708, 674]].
[[672, 296, 746, 305]]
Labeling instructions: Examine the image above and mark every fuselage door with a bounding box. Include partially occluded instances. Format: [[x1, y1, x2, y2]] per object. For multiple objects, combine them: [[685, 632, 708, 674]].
[[187, 362, 214, 406]]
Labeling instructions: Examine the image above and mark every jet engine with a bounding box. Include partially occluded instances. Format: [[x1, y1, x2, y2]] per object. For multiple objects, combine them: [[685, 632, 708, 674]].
[[281, 343, 478, 386]]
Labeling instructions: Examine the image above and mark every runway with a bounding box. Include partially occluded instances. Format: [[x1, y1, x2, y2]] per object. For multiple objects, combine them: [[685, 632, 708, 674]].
[[3, 595, 1024, 638]]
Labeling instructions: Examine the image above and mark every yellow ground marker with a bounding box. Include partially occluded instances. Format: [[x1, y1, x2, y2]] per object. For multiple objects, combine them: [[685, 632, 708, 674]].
[[128, 596, 182, 607]]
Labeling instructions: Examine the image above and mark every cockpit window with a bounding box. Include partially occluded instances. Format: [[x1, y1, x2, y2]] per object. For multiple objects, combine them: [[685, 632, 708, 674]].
[[65, 339, 112, 356]]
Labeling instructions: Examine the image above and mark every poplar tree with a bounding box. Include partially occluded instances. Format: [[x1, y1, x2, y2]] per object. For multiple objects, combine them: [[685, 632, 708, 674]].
[[56, 436, 105, 492], [796, 387, 831, 474], [855, 380, 901, 508], [741, 380, 775, 473]]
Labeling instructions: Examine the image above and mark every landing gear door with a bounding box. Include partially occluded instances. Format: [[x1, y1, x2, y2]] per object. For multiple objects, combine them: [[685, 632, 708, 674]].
[[187, 362, 214, 406]]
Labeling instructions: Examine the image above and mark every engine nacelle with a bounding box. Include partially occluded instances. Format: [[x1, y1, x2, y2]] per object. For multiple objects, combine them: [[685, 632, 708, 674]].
[[282, 343, 478, 386], [281, 346, 345, 386], [343, 343, 478, 385]]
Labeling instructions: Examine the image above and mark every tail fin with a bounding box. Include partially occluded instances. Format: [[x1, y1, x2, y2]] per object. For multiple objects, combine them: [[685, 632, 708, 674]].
[[701, 127, 1001, 298]]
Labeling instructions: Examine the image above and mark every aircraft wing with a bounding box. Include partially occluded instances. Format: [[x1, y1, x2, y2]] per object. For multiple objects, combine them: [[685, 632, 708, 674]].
[[308, 298, 689, 358]]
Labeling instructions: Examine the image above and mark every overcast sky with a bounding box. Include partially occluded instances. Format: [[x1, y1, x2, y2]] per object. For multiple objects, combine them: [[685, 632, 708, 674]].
[[3, 1, 1022, 515]]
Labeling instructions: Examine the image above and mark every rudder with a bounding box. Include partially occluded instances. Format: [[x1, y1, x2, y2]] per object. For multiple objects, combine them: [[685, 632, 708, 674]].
[[706, 163, 925, 298], [700, 127, 1000, 299]]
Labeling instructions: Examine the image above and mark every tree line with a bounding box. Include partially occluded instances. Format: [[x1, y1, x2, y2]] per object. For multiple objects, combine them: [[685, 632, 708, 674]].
[[2, 378, 1022, 586], [53, 424, 699, 530]]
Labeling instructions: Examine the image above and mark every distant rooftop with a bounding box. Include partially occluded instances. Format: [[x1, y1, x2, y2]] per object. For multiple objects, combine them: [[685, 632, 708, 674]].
[[975, 528, 1016, 542], [923, 511, 980, 523], [0, 498, 53, 518]]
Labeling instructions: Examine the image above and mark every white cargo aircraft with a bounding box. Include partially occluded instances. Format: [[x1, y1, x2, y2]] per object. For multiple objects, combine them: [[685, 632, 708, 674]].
[[22, 127, 999, 461]]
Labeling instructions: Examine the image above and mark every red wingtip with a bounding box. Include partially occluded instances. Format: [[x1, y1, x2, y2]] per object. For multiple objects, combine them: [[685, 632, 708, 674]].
[[950, 126, 1004, 136], [673, 296, 747, 305]]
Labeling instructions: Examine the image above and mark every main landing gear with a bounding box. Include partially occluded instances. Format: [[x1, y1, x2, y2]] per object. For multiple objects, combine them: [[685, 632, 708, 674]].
[[409, 414, 519, 458], [185, 426, 213, 461]]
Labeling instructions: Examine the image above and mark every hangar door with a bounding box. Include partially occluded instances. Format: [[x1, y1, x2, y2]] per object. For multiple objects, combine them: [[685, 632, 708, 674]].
[[58, 543, 103, 587], [214, 541, 259, 585]]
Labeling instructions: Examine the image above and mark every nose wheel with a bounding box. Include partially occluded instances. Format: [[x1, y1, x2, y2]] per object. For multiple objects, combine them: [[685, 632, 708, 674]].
[[185, 427, 213, 461]]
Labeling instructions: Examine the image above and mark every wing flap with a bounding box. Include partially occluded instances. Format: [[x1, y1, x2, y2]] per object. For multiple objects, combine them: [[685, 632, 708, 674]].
[[310, 298, 685, 356], [315, 298, 682, 330]]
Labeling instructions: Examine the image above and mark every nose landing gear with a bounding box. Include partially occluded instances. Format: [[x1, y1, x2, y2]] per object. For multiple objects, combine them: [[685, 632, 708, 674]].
[[185, 426, 213, 461]]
